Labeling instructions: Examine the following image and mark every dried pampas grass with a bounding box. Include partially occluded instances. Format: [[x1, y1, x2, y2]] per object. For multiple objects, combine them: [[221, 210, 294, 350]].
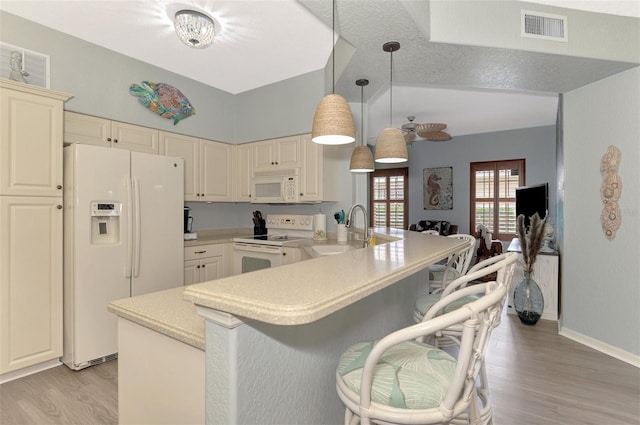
[[516, 212, 548, 273]]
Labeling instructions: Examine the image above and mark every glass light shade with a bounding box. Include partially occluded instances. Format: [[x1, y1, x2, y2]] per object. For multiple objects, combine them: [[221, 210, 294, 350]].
[[349, 145, 375, 172], [312, 94, 356, 145], [374, 128, 408, 163], [175, 10, 215, 48]]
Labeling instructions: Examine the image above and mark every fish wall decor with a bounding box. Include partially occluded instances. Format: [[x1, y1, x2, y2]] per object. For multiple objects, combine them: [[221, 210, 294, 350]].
[[129, 81, 196, 125]]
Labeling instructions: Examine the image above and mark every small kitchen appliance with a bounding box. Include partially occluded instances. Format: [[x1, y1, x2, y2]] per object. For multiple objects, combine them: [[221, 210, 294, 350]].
[[233, 214, 314, 274], [184, 206, 197, 240]]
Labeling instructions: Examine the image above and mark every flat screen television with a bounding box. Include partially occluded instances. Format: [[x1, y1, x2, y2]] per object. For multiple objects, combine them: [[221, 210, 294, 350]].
[[515, 183, 548, 227]]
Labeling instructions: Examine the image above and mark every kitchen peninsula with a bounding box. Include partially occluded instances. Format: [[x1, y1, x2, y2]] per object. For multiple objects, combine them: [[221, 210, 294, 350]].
[[109, 229, 465, 425]]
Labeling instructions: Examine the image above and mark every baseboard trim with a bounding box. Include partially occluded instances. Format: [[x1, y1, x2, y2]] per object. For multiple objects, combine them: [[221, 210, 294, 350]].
[[0, 358, 62, 384], [559, 326, 640, 368]]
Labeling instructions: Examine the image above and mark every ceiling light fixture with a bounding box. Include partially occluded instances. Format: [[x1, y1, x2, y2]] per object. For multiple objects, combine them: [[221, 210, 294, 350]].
[[174, 10, 216, 49], [350, 79, 375, 172], [311, 0, 355, 145], [374, 41, 408, 163]]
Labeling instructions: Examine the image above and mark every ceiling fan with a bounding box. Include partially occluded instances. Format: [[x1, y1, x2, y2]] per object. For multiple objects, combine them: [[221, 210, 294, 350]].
[[401, 116, 452, 144]]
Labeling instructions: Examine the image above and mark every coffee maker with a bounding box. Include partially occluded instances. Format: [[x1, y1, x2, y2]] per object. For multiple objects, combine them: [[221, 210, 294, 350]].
[[184, 206, 197, 240]]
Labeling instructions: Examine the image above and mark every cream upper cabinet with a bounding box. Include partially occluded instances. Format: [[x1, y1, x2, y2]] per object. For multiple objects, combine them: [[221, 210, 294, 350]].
[[160, 133, 232, 202], [253, 135, 301, 172], [1, 81, 70, 197], [110, 121, 159, 154], [200, 139, 233, 202], [0, 197, 64, 374], [64, 112, 111, 148], [64, 112, 159, 154], [159, 131, 199, 201], [299, 134, 323, 202], [234, 144, 253, 202]]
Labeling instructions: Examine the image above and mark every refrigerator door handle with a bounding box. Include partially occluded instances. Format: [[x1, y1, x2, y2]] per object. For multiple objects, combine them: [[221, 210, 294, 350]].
[[133, 177, 142, 278], [125, 176, 133, 278]]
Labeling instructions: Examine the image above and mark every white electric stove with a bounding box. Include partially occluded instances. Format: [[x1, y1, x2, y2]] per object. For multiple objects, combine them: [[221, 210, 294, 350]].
[[233, 214, 314, 274]]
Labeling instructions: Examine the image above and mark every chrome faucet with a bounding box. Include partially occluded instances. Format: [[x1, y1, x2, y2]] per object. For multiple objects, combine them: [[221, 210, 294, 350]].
[[346, 203, 369, 248]]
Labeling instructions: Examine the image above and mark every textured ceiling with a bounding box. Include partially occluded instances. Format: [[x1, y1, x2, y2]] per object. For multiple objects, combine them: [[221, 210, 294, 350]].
[[1, 0, 638, 139]]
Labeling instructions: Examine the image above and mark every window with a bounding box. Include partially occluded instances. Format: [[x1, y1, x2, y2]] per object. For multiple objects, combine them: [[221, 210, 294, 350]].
[[369, 168, 408, 230], [470, 159, 525, 239]]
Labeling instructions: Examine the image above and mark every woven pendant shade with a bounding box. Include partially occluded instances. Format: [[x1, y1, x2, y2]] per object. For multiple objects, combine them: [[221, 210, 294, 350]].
[[349, 145, 375, 172], [312, 94, 356, 145], [374, 128, 408, 163]]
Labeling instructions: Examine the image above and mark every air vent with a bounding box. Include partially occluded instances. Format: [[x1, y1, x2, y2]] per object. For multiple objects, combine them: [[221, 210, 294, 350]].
[[0, 42, 50, 87], [521, 10, 567, 42]]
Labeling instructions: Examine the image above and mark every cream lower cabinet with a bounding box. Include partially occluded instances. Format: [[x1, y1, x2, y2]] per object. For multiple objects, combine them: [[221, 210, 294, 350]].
[[160, 132, 232, 202], [64, 111, 159, 154], [184, 244, 230, 285], [0, 197, 63, 374]]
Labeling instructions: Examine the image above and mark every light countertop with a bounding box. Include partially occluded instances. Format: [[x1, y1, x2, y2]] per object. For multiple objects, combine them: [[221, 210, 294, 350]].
[[183, 228, 252, 247], [110, 229, 464, 348], [108, 286, 205, 350], [183, 229, 465, 326]]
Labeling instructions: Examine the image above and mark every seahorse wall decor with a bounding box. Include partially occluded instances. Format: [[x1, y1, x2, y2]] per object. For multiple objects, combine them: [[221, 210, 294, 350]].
[[600, 145, 622, 240]]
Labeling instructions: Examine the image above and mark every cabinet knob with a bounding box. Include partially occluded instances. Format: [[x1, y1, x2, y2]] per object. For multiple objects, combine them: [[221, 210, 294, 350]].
[[107, 137, 112, 142], [202, 264, 206, 268], [57, 205, 62, 209], [113, 139, 118, 143], [197, 265, 200, 269], [282, 252, 287, 256], [57, 185, 62, 189]]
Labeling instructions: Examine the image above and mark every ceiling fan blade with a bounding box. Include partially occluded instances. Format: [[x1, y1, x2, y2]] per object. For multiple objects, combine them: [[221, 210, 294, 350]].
[[423, 131, 452, 142], [404, 132, 416, 144], [416, 123, 447, 134]]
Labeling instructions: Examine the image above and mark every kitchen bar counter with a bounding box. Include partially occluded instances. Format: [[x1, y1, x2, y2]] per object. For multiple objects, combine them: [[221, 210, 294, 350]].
[[183, 228, 464, 325], [108, 286, 205, 349]]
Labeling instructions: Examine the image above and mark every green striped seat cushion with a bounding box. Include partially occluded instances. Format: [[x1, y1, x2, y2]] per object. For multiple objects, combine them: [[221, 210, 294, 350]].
[[337, 340, 457, 409], [429, 264, 461, 283], [414, 294, 479, 318]]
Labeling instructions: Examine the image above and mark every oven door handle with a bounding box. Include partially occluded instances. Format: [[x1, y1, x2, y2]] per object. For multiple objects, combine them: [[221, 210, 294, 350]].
[[233, 243, 283, 254]]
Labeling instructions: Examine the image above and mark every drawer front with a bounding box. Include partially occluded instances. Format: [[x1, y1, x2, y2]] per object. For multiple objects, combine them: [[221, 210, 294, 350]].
[[184, 244, 224, 260]]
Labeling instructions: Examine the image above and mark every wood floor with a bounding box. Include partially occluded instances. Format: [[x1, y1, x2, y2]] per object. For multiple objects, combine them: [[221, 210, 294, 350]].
[[1, 314, 638, 425], [0, 361, 117, 425]]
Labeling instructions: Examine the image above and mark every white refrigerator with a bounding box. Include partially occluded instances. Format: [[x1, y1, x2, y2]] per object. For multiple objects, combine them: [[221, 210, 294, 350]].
[[62, 144, 184, 370]]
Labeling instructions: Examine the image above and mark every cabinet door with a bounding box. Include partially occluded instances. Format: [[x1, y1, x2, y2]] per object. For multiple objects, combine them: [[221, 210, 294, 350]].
[[253, 141, 276, 172], [275, 136, 301, 169], [160, 132, 200, 201], [200, 256, 223, 282], [0, 88, 64, 197], [184, 259, 200, 285], [0, 197, 63, 374], [300, 134, 323, 202], [235, 144, 253, 202], [282, 247, 301, 265], [111, 121, 159, 154], [200, 140, 233, 202], [64, 112, 112, 148]]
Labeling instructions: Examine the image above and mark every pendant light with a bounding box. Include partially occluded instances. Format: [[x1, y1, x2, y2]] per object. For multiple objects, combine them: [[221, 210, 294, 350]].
[[374, 41, 408, 163], [311, 0, 355, 145], [350, 79, 375, 172]]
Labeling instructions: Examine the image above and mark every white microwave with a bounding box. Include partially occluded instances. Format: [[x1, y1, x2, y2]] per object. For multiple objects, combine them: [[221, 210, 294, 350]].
[[251, 169, 300, 203]]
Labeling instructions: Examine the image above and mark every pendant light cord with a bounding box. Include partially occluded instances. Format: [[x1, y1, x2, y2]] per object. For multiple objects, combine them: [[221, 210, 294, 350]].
[[360, 84, 364, 146], [331, 0, 335, 94], [389, 48, 393, 127]]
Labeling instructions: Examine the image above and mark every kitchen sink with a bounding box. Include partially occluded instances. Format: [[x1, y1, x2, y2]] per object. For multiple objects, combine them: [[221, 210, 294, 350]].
[[311, 244, 355, 255]]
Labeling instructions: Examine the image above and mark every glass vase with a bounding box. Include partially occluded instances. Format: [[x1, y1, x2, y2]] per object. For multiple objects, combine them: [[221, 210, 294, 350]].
[[513, 270, 544, 325]]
